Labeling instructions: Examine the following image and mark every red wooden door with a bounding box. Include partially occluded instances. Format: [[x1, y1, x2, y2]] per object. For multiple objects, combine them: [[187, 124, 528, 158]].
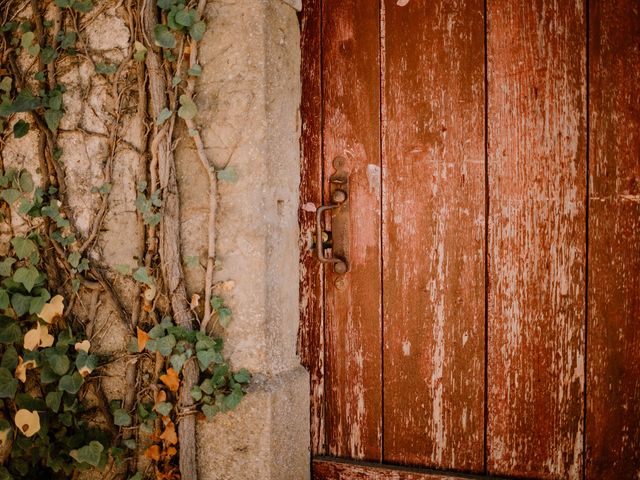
[[299, 1, 640, 479]]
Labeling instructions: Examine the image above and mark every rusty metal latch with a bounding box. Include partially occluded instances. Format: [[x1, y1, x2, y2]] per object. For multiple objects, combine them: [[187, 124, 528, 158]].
[[315, 157, 350, 274]]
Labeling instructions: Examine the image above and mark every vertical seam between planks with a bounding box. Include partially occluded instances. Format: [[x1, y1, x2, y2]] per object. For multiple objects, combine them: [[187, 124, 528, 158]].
[[583, 0, 590, 478], [319, 0, 327, 457], [483, 0, 489, 474], [379, 0, 386, 463]]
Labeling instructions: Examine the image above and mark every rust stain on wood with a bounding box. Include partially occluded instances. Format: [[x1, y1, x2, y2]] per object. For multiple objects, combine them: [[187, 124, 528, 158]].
[[381, 0, 485, 471], [322, 0, 383, 461], [586, 0, 640, 478], [299, 0, 326, 456], [486, 1, 587, 478]]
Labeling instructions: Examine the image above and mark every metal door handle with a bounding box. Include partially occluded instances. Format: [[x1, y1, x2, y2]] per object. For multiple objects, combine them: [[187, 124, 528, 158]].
[[315, 189, 348, 274]]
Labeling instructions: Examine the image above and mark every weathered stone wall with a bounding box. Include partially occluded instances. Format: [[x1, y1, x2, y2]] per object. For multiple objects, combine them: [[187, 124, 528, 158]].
[[0, 0, 307, 478]]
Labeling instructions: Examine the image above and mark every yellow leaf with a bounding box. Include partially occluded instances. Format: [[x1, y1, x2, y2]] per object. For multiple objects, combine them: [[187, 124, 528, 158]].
[[14, 356, 37, 383], [74, 340, 91, 353], [159, 368, 180, 392], [78, 366, 93, 377], [23, 326, 41, 351], [24, 323, 54, 350], [14, 409, 40, 438], [39, 325, 54, 348], [137, 327, 149, 352], [159, 420, 178, 445], [38, 294, 64, 324], [144, 444, 161, 461]]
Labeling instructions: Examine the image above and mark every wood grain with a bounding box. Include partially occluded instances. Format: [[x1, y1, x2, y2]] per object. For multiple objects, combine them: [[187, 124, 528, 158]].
[[381, 0, 485, 471], [313, 458, 489, 480], [586, 1, 640, 478], [486, 1, 587, 478], [298, 0, 326, 456], [322, 0, 383, 461]]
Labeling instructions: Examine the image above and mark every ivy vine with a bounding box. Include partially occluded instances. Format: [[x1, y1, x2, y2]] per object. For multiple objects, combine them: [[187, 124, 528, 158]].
[[0, 1, 248, 479]]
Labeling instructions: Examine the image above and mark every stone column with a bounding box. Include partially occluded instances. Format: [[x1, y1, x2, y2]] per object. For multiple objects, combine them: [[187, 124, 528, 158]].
[[174, 1, 308, 478]]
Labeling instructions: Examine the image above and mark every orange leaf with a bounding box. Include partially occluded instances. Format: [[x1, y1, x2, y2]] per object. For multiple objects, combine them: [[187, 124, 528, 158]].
[[159, 368, 180, 392], [159, 421, 178, 445], [163, 446, 177, 459], [137, 327, 149, 352], [144, 444, 161, 461]]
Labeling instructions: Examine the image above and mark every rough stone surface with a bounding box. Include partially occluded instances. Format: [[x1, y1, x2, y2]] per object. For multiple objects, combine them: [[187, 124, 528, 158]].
[[1, 0, 307, 477], [177, 0, 308, 477], [197, 367, 309, 480]]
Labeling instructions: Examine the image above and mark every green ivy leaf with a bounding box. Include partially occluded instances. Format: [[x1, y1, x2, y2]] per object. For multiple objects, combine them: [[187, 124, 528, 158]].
[[0, 290, 8, 310], [170, 353, 187, 373], [71, 0, 94, 13], [217, 167, 238, 184], [156, 334, 176, 357], [46, 390, 63, 412], [68, 251, 81, 268], [113, 408, 132, 427], [60, 31, 76, 49], [44, 109, 63, 133], [196, 349, 217, 371], [0, 258, 15, 277], [189, 21, 206, 41], [154, 402, 172, 416], [175, 8, 197, 27], [156, 107, 172, 125], [187, 64, 202, 77], [177, 95, 197, 120], [132, 267, 154, 286], [19, 170, 34, 192], [13, 119, 29, 138], [48, 353, 71, 375], [133, 41, 146, 62], [95, 63, 117, 75], [200, 378, 214, 395], [75, 351, 98, 372], [153, 24, 176, 49], [0, 317, 22, 344], [123, 438, 137, 450], [10, 293, 32, 317], [1, 346, 18, 370], [11, 237, 37, 260], [41, 46, 59, 65], [217, 307, 232, 328], [201, 404, 219, 418], [157, 0, 176, 10], [0, 368, 18, 398], [13, 266, 40, 292], [58, 371, 84, 394], [70, 440, 104, 467], [0, 189, 20, 204], [190, 385, 202, 401], [21, 31, 35, 49], [223, 384, 244, 411], [0, 77, 11, 92], [233, 368, 251, 384], [40, 365, 59, 384], [9, 90, 41, 114]]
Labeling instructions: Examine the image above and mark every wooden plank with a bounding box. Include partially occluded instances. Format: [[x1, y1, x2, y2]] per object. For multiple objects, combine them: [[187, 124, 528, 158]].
[[381, 0, 485, 471], [486, 2, 587, 478], [313, 458, 495, 480], [586, 1, 640, 478], [298, 0, 326, 456], [322, 0, 382, 461]]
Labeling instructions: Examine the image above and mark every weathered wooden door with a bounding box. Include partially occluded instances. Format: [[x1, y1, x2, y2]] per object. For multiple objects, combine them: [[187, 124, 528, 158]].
[[299, 1, 640, 479]]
